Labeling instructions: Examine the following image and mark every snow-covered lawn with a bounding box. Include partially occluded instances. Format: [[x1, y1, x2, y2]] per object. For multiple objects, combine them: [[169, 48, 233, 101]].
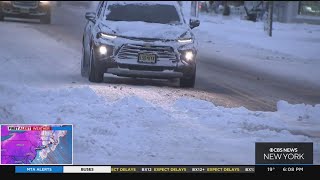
[[195, 14, 320, 88], [0, 8, 319, 165]]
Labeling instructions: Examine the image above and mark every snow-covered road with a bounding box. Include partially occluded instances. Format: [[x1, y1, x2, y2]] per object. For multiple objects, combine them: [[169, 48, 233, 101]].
[[0, 2, 319, 165], [17, 2, 320, 111]]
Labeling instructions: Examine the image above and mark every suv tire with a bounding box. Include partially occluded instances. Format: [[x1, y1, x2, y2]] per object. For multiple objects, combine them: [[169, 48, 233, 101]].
[[88, 48, 104, 83], [40, 10, 51, 24], [0, 9, 4, 21], [180, 67, 196, 88]]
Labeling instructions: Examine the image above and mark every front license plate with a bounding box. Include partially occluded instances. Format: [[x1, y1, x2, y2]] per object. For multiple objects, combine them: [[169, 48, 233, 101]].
[[20, 8, 30, 13], [138, 54, 156, 64]]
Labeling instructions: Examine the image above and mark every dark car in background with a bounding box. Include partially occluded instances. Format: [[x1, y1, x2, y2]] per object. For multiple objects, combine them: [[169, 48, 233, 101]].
[[81, 1, 200, 87], [0, 1, 51, 24]]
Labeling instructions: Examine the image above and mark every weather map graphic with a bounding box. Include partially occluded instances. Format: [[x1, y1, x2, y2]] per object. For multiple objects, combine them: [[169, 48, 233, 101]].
[[1, 124, 72, 165]]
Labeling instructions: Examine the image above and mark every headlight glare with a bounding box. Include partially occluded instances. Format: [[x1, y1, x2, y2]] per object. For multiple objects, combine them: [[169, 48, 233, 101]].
[[185, 51, 194, 61], [99, 46, 107, 55], [40, 1, 49, 4]]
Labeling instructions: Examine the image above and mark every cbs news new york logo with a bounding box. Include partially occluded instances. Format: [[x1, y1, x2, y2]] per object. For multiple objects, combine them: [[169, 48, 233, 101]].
[[255, 142, 313, 164]]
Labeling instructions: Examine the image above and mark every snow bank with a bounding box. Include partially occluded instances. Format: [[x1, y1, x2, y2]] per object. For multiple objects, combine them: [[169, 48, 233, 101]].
[[0, 84, 319, 164], [197, 14, 320, 60], [195, 14, 320, 88]]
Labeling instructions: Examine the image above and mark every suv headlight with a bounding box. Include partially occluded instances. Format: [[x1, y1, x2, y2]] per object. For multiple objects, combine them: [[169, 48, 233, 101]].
[[98, 46, 108, 55], [178, 31, 193, 44], [180, 50, 196, 63], [40, 1, 50, 5], [185, 51, 194, 61], [99, 32, 117, 40], [178, 38, 193, 43]]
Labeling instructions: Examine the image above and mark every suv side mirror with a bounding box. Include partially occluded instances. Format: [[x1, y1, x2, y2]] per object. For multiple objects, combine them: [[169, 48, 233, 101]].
[[189, 18, 200, 29], [85, 12, 96, 23]]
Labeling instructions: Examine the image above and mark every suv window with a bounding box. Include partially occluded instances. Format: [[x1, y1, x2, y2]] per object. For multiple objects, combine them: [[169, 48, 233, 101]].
[[106, 4, 181, 25]]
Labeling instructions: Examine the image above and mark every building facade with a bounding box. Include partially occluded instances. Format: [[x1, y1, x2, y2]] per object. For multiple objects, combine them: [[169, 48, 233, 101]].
[[245, 1, 320, 24]]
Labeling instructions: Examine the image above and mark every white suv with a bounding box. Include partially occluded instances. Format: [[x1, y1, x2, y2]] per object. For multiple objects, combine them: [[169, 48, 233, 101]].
[[81, 1, 200, 87]]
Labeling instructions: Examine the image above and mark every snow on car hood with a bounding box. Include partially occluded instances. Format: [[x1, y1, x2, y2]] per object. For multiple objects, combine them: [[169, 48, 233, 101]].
[[100, 20, 190, 40]]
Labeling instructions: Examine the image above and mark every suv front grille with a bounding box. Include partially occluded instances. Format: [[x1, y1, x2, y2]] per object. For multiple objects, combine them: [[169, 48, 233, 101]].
[[117, 44, 177, 61], [13, 1, 38, 8]]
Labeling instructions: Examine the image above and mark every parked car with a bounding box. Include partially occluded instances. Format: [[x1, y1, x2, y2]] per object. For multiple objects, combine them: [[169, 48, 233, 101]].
[[81, 1, 200, 87], [0, 1, 51, 24]]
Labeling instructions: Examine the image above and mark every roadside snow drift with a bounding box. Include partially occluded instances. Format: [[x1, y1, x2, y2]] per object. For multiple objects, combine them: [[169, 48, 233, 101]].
[[0, 83, 319, 164], [195, 14, 320, 88]]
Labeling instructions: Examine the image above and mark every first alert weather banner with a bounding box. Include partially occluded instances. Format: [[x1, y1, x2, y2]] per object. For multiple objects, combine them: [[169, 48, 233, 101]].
[[1, 124, 73, 165]]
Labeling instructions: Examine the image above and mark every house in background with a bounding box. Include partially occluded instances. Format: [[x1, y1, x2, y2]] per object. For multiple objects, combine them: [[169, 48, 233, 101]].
[[244, 1, 320, 24]]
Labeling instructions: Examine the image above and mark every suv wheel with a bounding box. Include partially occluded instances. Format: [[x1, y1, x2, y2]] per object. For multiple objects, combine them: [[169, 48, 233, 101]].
[[180, 68, 196, 88], [0, 10, 4, 21], [88, 48, 104, 83], [40, 10, 51, 24], [81, 46, 88, 77]]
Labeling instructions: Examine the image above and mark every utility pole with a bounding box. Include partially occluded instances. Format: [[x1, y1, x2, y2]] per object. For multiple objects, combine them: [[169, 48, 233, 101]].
[[264, 1, 274, 37]]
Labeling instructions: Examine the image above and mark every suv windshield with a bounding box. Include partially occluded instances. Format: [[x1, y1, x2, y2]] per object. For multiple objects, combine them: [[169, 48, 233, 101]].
[[106, 4, 181, 24]]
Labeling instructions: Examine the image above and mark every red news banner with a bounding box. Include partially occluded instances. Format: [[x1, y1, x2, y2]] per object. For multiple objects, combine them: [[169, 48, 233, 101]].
[[7, 126, 53, 131]]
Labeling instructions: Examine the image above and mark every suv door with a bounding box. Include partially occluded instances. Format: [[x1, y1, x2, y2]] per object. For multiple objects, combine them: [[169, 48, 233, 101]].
[[82, 1, 105, 74], [83, 1, 104, 59]]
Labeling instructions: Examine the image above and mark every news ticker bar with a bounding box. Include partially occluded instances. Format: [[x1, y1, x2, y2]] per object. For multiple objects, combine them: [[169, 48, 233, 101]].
[[12, 166, 255, 173], [1, 165, 319, 175]]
